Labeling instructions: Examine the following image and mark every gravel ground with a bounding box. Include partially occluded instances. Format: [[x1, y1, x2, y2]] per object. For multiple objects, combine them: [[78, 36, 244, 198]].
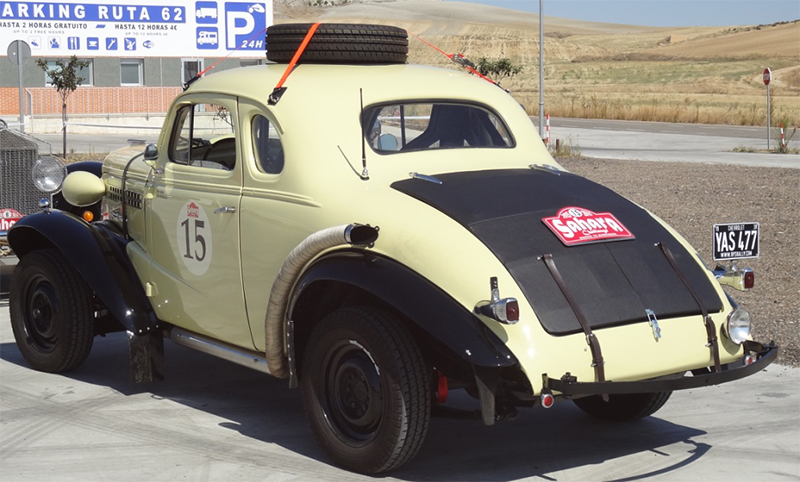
[[559, 157, 800, 367]]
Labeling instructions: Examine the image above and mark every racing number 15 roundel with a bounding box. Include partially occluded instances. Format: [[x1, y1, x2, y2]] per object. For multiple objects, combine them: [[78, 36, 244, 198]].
[[177, 201, 213, 276], [542, 206, 634, 246]]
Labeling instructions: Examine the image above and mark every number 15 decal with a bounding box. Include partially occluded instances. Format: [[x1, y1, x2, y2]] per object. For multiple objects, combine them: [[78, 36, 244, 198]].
[[177, 201, 213, 276]]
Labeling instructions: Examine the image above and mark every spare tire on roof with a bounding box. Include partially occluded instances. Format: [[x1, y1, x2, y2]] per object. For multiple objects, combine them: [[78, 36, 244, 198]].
[[266, 23, 408, 64]]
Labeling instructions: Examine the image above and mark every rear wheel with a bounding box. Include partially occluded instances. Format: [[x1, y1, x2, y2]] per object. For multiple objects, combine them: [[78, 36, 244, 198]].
[[10, 249, 94, 373], [301, 306, 430, 474], [573, 391, 672, 421], [266, 23, 408, 64]]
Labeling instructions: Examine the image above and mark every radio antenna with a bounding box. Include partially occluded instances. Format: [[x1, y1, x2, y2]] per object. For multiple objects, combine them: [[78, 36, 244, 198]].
[[359, 88, 369, 180]]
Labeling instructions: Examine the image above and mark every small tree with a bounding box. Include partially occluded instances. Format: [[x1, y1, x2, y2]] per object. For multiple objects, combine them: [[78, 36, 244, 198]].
[[36, 56, 88, 157], [476, 57, 523, 86]]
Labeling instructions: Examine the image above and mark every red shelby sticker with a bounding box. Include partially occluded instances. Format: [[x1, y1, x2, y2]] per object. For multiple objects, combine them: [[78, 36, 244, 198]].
[[542, 206, 634, 246]]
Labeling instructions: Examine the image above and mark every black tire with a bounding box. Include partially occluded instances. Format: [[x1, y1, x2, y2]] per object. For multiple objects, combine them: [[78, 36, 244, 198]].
[[573, 391, 672, 421], [9, 249, 94, 373], [266, 23, 408, 64], [301, 306, 430, 474]]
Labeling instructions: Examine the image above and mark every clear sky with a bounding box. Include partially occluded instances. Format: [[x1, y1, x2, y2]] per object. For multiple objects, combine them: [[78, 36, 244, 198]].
[[446, 0, 800, 27]]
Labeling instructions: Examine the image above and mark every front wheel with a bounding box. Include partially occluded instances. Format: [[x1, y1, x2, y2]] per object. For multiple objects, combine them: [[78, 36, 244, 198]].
[[573, 391, 672, 421], [301, 306, 430, 474], [10, 249, 94, 373]]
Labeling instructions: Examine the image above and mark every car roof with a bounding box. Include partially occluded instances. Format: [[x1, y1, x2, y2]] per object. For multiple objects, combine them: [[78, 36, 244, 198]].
[[188, 63, 518, 110]]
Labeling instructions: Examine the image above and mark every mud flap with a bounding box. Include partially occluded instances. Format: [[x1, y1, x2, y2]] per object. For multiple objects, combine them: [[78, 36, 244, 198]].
[[129, 331, 164, 383], [474, 367, 497, 426]]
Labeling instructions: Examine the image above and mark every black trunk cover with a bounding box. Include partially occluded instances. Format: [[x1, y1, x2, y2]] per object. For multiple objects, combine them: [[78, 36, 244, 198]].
[[392, 169, 722, 335]]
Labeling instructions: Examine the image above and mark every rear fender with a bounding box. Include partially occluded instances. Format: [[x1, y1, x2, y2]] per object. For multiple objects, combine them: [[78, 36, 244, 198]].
[[8, 210, 158, 335], [288, 252, 518, 372]]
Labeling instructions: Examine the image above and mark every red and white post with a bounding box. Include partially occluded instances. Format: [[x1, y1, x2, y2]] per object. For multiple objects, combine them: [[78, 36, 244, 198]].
[[545, 113, 550, 146], [780, 122, 786, 150]]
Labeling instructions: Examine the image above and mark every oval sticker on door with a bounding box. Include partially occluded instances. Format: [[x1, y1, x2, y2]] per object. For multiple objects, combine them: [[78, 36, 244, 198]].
[[177, 201, 213, 276]]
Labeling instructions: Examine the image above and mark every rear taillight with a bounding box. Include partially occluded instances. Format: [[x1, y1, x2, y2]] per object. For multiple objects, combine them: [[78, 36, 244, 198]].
[[475, 277, 520, 324], [743, 270, 755, 289]]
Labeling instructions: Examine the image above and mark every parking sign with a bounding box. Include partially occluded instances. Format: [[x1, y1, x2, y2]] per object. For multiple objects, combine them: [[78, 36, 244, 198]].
[[0, 0, 270, 58], [225, 2, 268, 50]]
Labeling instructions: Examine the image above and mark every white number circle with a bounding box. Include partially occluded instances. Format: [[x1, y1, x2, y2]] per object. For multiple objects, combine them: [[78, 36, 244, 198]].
[[177, 201, 213, 276]]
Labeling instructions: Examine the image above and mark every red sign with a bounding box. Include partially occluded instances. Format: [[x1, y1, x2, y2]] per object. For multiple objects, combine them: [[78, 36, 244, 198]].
[[0, 208, 24, 232], [187, 202, 200, 218], [542, 206, 634, 246], [763, 68, 771, 86]]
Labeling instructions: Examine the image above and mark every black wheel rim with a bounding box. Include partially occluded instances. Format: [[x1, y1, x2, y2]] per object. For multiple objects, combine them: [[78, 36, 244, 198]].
[[23, 274, 60, 353], [322, 340, 384, 446]]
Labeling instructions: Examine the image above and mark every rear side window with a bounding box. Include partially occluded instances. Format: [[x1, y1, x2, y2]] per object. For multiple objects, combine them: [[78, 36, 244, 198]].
[[363, 102, 513, 154], [252, 115, 284, 174]]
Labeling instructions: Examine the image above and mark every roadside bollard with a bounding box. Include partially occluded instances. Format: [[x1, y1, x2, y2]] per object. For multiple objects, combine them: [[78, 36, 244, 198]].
[[780, 122, 786, 150]]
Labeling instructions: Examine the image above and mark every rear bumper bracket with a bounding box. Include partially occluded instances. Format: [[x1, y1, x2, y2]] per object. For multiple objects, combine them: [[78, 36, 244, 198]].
[[545, 340, 777, 396]]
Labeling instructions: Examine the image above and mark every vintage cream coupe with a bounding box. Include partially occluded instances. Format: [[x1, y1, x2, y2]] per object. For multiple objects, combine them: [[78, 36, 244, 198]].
[[8, 23, 776, 475]]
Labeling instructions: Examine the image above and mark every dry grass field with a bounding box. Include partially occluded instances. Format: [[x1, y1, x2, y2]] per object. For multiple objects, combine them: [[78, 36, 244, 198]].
[[276, 0, 800, 127]]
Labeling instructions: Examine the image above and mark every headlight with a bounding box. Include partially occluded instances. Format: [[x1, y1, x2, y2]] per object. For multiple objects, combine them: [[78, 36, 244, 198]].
[[31, 156, 67, 193], [725, 308, 751, 345]]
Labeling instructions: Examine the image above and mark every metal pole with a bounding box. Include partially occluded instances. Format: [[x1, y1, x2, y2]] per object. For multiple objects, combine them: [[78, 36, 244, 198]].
[[767, 83, 770, 150], [538, 0, 544, 139], [17, 41, 25, 133]]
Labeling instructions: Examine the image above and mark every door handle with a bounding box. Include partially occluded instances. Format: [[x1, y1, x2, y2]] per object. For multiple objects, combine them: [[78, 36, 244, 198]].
[[214, 206, 236, 214]]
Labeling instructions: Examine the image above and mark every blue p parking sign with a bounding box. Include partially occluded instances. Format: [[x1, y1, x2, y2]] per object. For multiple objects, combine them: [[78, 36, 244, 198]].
[[224, 2, 267, 51]]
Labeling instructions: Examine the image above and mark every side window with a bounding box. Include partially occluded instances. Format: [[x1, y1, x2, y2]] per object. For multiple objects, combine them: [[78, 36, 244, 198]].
[[252, 115, 284, 174], [170, 103, 236, 170]]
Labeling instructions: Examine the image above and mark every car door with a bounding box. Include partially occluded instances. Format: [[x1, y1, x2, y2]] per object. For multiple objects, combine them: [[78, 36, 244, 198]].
[[145, 94, 253, 349], [237, 98, 322, 352]]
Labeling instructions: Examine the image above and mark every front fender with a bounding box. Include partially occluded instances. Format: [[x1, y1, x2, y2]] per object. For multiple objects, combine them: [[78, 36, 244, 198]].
[[52, 160, 104, 218], [289, 252, 518, 369], [8, 210, 158, 334]]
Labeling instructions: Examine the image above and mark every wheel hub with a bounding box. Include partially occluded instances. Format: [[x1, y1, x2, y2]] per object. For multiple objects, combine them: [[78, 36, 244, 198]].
[[25, 279, 59, 352], [326, 345, 384, 444]]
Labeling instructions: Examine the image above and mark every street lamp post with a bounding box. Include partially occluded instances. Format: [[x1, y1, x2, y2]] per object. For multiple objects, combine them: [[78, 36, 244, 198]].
[[538, 0, 544, 140]]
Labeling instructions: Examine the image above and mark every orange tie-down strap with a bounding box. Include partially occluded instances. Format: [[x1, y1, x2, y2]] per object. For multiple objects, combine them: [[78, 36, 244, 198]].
[[407, 30, 497, 85], [269, 22, 321, 105]]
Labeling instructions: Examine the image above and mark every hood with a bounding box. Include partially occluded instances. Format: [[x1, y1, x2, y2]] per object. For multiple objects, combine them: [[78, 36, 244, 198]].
[[392, 169, 722, 335]]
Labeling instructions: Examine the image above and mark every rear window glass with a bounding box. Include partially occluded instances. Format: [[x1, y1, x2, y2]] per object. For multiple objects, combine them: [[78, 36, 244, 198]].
[[363, 102, 514, 154]]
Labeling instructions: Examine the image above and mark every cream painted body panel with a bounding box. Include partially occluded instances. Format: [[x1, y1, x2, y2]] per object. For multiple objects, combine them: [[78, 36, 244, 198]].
[[96, 63, 742, 394]]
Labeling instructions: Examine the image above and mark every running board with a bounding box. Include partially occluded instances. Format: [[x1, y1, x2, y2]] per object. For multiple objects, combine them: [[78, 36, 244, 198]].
[[167, 327, 272, 376]]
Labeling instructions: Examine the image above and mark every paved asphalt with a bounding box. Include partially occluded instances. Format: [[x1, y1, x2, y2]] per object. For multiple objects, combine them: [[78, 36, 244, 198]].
[[547, 118, 799, 169], [1, 305, 798, 481]]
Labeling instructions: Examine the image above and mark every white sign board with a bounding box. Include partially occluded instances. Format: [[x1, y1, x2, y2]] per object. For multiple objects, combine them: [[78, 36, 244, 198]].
[[0, 1, 272, 58]]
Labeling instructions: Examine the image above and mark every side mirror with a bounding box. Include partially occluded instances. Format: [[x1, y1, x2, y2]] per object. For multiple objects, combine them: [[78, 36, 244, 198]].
[[144, 143, 159, 164]]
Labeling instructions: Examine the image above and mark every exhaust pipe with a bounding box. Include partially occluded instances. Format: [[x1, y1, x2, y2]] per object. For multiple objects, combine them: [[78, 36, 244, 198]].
[[264, 223, 379, 377]]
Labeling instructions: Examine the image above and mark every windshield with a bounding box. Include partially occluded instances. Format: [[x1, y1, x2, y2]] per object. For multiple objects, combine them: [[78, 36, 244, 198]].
[[363, 102, 514, 154]]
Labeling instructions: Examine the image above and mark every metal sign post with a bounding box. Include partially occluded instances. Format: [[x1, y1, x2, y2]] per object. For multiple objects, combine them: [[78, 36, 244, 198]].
[[763, 67, 771, 150], [7, 40, 31, 133]]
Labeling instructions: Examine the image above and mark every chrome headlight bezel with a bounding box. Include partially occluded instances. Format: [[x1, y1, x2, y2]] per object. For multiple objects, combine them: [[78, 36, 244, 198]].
[[725, 307, 751, 345], [31, 156, 67, 193]]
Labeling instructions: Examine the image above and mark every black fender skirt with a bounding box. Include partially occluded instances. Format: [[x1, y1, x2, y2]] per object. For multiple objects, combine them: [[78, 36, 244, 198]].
[[8, 210, 158, 334], [392, 169, 723, 335], [290, 252, 518, 368]]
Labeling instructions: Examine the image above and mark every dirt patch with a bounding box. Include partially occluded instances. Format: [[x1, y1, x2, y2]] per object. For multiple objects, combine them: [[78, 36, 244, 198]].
[[559, 157, 800, 367]]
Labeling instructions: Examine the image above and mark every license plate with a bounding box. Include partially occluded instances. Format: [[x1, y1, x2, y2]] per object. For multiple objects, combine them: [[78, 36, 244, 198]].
[[713, 222, 759, 260]]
